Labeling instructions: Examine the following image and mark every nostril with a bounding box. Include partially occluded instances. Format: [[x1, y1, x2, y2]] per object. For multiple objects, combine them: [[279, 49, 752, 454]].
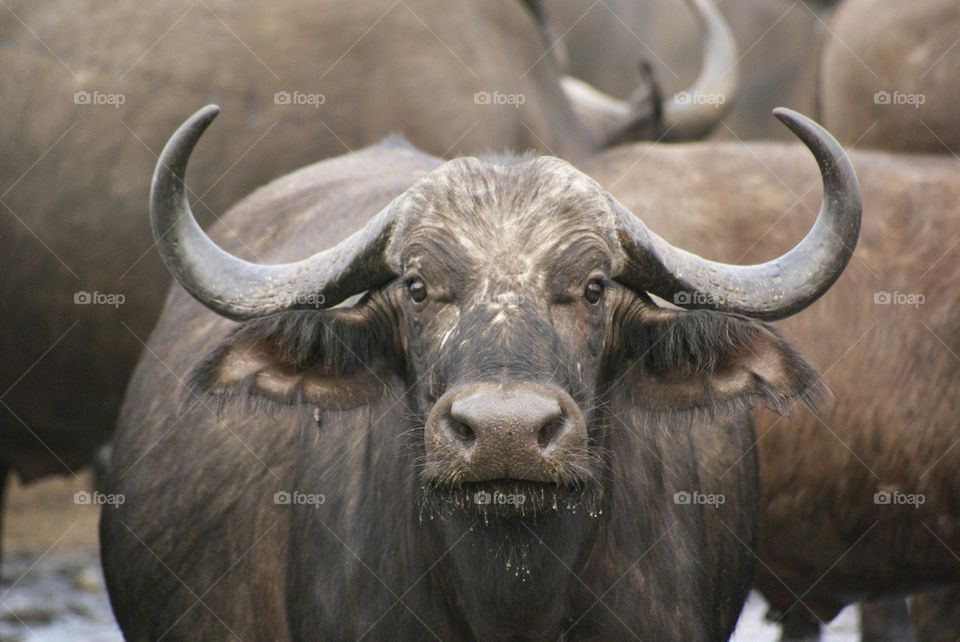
[[447, 419, 476, 446], [537, 417, 567, 450]]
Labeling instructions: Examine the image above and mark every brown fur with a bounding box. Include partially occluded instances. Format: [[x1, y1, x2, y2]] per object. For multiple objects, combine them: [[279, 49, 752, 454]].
[[584, 140, 960, 626], [820, 0, 960, 153]]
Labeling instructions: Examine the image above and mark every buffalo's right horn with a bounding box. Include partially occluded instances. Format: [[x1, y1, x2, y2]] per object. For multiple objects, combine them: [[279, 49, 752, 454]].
[[150, 105, 400, 321], [613, 108, 861, 320]]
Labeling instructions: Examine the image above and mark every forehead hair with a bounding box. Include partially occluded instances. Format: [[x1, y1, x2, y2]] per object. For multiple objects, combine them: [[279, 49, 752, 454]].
[[385, 156, 621, 276]]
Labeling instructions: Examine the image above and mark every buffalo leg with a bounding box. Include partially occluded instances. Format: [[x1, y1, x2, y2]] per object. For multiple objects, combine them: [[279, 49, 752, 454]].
[[0, 463, 7, 580], [911, 586, 960, 642], [861, 597, 914, 641], [775, 608, 822, 642]]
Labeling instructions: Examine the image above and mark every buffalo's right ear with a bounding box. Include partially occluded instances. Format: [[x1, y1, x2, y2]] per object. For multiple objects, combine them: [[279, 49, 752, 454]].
[[186, 300, 401, 413], [611, 301, 826, 417]]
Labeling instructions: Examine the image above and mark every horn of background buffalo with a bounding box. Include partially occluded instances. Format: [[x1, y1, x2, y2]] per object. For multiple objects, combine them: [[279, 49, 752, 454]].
[[150, 105, 399, 321], [659, 0, 739, 141], [614, 108, 861, 321]]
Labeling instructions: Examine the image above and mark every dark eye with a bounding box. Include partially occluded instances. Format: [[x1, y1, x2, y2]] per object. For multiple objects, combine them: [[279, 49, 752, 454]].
[[408, 279, 427, 303], [584, 279, 604, 305]]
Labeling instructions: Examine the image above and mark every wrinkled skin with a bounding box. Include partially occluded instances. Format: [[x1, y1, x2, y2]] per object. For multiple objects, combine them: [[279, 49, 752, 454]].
[[101, 140, 827, 639], [0, 0, 663, 484], [820, 0, 960, 154], [585, 142, 960, 638], [547, 0, 836, 140]]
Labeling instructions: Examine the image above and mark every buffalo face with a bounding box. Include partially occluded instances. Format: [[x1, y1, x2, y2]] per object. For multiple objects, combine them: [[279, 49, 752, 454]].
[[185, 156, 827, 517]]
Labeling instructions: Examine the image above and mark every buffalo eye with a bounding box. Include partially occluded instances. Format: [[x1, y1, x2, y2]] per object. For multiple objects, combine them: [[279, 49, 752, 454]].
[[584, 279, 604, 305], [408, 279, 428, 303]]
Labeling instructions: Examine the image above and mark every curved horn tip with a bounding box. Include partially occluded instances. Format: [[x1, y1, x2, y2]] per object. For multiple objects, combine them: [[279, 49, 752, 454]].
[[772, 107, 846, 150], [195, 103, 222, 123], [178, 104, 222, 139], [772, 107, 860, 188], [154, 104, 222, 185], [773, 107, 819, 135], [166, 104, 222, 151]]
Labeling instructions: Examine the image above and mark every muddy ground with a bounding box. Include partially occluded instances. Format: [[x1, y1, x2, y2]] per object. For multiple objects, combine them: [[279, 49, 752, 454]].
[[1, 472, 120, 641], [1, 474, 859, 641]]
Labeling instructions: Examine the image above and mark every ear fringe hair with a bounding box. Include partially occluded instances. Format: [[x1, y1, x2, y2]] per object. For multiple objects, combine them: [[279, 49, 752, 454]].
[[617, 378, 828, 437], [179, 309, 393, 418], [616, 310, 829, 422]]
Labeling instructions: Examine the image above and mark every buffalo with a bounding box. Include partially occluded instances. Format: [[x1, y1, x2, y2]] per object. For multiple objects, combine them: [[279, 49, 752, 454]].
[[820, 0, 960, 154], [585, 139, 960, 640], [0, 0, 734, 501], [547, 0, 837, 140], [100, 105, 858, 639]]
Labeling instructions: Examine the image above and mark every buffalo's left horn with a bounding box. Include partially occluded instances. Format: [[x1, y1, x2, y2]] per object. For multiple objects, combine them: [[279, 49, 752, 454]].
[[614, 108, 861, 321], [660, 0, 739, 141], [150, 105, 400, 321]]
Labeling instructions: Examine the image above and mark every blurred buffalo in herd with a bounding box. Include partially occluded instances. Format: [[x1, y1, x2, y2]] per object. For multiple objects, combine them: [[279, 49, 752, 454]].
[[0, 0, 730, 492], [821, 0, 960, 155], [547, 0, 838, 140]]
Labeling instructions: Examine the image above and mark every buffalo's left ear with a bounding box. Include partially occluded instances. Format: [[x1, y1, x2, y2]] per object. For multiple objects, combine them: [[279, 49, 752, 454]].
[[614, 305, 824, 415], [185, 300, 402, 413]]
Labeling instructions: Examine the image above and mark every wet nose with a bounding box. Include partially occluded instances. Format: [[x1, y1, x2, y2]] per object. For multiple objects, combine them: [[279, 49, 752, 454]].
[[448, 392, 565, 452], [425, 383, 588, 482]]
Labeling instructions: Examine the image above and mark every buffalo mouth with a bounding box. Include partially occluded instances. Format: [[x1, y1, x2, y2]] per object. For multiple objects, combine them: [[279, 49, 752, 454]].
[[419, 478, 601, 520]]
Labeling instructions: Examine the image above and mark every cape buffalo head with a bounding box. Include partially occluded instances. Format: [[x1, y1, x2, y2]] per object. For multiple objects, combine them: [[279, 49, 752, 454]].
[[152, 106, 859, 515]]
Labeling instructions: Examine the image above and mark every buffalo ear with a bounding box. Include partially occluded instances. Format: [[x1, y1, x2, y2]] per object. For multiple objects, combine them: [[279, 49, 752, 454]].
[[186, 305, 401, 413], [616, 306, 824, 415]]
